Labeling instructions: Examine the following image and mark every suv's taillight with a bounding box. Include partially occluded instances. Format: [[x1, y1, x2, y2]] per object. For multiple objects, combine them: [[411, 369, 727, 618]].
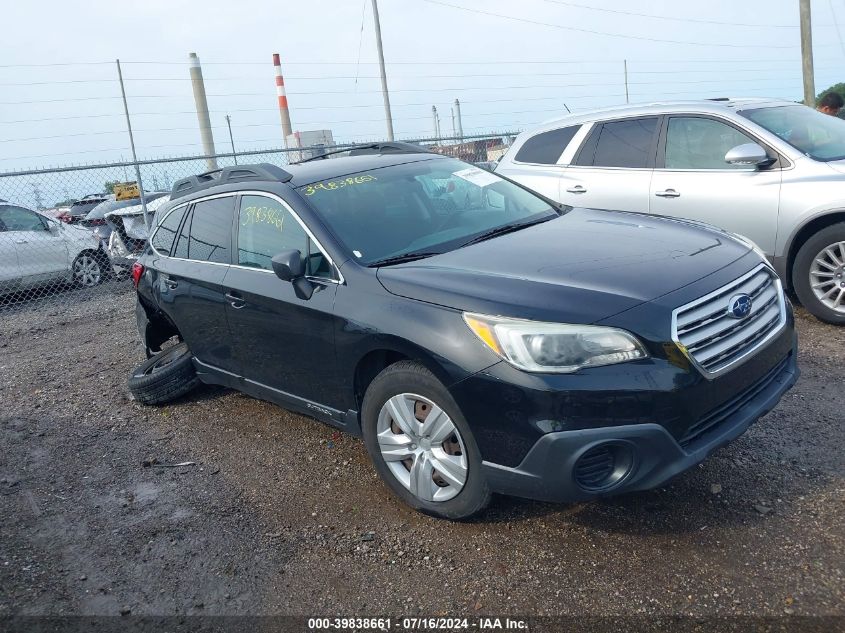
[[131, 262, 145, 289]]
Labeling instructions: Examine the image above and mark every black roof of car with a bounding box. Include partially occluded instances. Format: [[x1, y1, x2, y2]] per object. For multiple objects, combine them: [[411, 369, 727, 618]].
[[169, 143, 446, 201], [285, 152, 443, 187]]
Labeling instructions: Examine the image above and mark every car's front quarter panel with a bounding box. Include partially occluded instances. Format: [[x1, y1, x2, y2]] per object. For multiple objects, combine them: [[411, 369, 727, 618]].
[[331, 262, 502, 413], [774, 157, 845, 261]]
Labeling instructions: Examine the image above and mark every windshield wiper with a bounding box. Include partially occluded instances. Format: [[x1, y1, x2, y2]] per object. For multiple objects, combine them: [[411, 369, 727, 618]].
[[459, 215, 555, 248], [367, 251, 442, 267]]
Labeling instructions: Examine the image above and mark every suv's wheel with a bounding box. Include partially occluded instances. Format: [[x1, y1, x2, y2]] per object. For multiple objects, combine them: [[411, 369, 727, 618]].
[[128, 342, 200, 405], [793, 223, 845, 325], [71, 251, 103, 288], [361, 361, 491, 520]]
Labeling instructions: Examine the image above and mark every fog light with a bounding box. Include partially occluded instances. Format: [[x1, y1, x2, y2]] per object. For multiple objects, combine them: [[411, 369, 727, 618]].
[[573, 442, 635, 492]]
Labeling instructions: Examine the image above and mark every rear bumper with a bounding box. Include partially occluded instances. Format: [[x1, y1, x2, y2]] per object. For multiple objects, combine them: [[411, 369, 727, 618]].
[[481, 342, 798, 503]]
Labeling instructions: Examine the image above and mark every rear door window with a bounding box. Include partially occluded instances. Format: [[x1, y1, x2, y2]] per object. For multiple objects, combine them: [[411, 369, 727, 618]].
[[151, 206, 188, 256], [173, 207, 191, 259], [514, 125, 580, 164], [236, 195, 334, 278], [185, 197, 235, 264], [581, 117, 659, 168]]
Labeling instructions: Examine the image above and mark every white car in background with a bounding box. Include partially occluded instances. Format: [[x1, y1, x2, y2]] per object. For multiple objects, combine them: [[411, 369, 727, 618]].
[[496, 98, 845, 324], [0, 202, 108, 296], [105, 194, 171, 272]]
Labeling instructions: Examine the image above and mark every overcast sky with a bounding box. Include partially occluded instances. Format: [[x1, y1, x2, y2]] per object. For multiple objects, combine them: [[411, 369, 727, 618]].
[[1, 0, 844, 176]]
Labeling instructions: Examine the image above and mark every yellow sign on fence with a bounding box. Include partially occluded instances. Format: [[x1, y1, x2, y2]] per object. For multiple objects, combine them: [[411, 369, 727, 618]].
[[113, 182, 140, 201]]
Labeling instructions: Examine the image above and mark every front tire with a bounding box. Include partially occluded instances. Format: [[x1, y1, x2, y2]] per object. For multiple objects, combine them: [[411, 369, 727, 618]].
[[792, 223, 845, 325], [361, 361, 491, 520]]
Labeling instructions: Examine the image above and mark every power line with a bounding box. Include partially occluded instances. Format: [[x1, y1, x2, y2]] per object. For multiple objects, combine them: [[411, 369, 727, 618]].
[[830, 0, 845, 58], [1, 57, 841, 70], [0, 96, 573, 125], [420, 0, 804, 48], [540, 0, 807, 28], [0, 105, 603, 144], [353, 0, 368, 91], [0, 125, 517, 164], [5, 65, 838, 87]]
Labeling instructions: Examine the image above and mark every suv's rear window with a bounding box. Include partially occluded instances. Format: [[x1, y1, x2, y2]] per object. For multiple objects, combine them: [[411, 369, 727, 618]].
[[514, 125, 579, 164], [184, 197, 234, 264], [151, 206, 188, 256], [582, 117, 658, 168]]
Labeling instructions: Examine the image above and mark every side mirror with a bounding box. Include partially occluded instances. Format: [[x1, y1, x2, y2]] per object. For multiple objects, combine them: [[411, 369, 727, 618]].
[[271, 249, 314, 300], [271, 249, 306, 281], [724, 143, 771, 167]]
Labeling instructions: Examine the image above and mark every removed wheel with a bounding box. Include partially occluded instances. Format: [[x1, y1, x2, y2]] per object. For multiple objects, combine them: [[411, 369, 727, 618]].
[[72, 251, 103, 288], [128, 342, 200, 405], [792, 222, 845, 325], [361, 361, 491, 520]]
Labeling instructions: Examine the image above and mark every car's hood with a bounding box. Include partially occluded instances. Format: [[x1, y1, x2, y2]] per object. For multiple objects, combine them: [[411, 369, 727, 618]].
[[376, 207, 751, 323]]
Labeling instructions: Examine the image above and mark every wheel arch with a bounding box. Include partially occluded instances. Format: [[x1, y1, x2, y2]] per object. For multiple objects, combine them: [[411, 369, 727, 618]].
[[351, 340, 457, 413], [138, 296, 183, 355], [784, 210, 845, 290]]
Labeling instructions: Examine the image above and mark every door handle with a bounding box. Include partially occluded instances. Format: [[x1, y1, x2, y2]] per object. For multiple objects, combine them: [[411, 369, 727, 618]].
[[655, 189, 681, 198], [225, 292, 246, 309], [163, 278, 178, 289], [14, 239, 28, 244], [566, 185, 587, 194]]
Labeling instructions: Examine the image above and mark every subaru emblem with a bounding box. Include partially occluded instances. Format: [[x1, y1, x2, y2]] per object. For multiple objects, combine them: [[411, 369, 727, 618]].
[[727, 293, 753, 319]]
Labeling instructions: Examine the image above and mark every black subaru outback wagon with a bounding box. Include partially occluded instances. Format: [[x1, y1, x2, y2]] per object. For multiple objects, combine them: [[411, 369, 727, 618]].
[[131, 143, 798, 519]]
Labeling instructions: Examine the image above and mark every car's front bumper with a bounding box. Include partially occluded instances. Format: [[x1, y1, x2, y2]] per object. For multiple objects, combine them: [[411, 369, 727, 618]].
[[477, 342, 798, 503]]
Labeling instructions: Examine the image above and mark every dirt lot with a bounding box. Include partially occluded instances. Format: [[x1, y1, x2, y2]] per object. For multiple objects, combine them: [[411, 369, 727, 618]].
[[0, 285, 843, 622]]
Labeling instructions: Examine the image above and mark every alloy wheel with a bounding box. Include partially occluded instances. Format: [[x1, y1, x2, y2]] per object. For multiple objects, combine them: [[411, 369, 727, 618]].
[[809, 241, 845, 314], [376, 393, 468, 503], [73, 254, 102, 287]]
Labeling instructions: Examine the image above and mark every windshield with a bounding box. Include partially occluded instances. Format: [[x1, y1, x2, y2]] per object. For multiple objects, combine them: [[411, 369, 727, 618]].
[[297, 158, 558, 265], [740, 104, 845, 161]]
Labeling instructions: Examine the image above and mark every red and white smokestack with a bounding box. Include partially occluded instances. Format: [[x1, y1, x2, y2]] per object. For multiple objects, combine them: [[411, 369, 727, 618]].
[[273, 53, 293, 146]]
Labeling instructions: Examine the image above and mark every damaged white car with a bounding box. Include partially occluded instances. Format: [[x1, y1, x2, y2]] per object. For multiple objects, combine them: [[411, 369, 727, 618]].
[[105, 195, 171, 273]]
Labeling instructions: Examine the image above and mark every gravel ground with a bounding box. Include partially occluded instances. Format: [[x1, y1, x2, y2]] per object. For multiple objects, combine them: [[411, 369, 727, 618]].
[[0, 285, 843, 623]]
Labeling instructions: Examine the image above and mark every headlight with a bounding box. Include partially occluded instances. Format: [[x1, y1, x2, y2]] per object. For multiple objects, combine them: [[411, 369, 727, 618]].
[[463, 313, 648, 373]]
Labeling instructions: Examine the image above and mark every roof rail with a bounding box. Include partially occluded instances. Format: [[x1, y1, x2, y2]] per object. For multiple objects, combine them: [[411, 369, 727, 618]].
[[293, 141, 431, 164], [170, 163, 293, 201], [707, 97, 731, 102]]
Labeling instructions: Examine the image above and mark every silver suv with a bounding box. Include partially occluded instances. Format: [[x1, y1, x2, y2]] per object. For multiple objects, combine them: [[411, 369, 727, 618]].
[[496, 98, 845, 325]]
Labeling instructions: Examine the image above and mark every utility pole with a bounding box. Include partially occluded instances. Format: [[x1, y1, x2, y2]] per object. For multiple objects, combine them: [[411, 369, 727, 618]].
[[371, 0, 395, 140], [454, 99, 464, 141], [799, 0, 815, 106], [624, 59, 629, 104], [30, 182, 44, 210], [116, 59, 150, 229], [450, 105, 456, 137], [225, 115, 238, 164], [189, 53, 218, 171]]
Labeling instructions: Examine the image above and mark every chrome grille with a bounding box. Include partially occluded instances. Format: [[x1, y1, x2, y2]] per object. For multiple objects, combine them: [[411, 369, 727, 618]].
[[673, 264, 786, 376]]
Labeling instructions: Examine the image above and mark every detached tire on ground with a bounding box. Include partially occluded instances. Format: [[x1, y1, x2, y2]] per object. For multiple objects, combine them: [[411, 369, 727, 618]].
[[792, 222, 845, 325], [128, 342, 200, 405], [361, 360, 491, 520]]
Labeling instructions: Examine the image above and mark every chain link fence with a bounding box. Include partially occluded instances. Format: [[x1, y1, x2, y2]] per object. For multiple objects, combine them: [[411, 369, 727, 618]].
[[0, 132, 515, 311]]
